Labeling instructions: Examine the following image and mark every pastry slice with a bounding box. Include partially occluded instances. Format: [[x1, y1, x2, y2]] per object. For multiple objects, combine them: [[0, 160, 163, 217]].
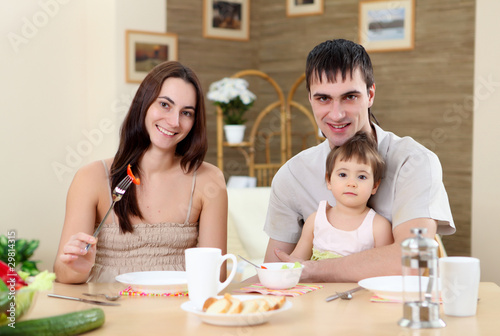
[[241, 299, 259, 314], [262, 296, 286, 310], [204, 297, 231, 314], [224, 293, 243, 314]]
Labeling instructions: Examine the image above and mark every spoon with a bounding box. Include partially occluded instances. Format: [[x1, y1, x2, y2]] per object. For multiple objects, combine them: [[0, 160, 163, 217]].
[[238, 255, 267, 269], [82, 293, 121, 301]]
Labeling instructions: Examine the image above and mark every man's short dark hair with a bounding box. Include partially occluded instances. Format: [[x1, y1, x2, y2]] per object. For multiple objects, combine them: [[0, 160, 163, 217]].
[[305, 39, 374, 92]]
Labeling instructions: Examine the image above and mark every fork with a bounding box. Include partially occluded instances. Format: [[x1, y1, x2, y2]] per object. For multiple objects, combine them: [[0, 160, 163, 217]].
[[336, 290, 354, 300], [325, 286, 363, 302], [84, 174, 134, 251]]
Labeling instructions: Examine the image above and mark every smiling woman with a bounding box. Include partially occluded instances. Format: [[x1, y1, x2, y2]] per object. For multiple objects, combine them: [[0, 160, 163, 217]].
[[54, 61, 229, 284], [145, 77, 197, 153]]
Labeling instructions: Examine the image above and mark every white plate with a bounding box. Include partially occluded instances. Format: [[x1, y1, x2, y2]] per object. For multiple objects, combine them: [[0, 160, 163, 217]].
[[115, 271, 187, 294], [358, 275, 438, 301], [181, 295, 292, 326]]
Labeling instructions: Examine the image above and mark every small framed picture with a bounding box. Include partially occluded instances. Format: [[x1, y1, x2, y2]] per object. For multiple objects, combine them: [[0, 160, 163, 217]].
[[358, 0, 415, 52], [203, 0, 250, 41], [125, 30, 178, 83], [286, 0, 324, 17]]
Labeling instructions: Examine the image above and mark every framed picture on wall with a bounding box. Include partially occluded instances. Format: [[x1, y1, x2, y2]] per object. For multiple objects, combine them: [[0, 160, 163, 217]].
[[125, 30, 178, 83], [203, 0, 250, 41], [358, 0, 415, 52], [286, 0, 324, 17]]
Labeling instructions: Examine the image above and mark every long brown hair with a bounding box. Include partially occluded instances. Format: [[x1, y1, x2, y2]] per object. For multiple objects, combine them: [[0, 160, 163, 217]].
[[110, 61, 207, 233]]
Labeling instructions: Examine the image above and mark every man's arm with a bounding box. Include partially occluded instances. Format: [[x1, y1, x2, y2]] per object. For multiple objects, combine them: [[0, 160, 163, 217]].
[[264, 238, 296, 262], [275, 218, 437, 282], [262, 164, 309, 262], [289, 213, 315, 260]]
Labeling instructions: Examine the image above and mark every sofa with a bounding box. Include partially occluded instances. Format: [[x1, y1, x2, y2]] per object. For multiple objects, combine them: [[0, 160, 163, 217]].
[[226, 187, 271, 281]]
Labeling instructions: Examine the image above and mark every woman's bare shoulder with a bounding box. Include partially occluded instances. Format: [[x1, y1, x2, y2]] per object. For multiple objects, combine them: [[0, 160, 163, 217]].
[[66, 159, 114, 204], [194, 162, 226, 190], [72, 159, 112, 185], [195, 162, 225, 180]]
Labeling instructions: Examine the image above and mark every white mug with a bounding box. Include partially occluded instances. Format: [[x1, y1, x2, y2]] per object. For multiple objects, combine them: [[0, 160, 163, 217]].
[[439, 257, 480, 317], [185, 247, 237, 310]]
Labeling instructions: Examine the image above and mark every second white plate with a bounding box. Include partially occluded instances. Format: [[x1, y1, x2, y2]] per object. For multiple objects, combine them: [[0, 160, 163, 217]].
[[358, 275, 438, 301], [181, 295, 292, 326], [115, 271, 187, 294]]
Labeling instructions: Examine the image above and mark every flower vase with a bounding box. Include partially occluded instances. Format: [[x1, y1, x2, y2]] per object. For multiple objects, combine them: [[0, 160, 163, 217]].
[[224, 124, 246, 144]]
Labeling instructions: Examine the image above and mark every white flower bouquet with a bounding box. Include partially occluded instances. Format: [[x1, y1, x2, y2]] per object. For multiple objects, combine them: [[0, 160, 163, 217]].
[[207, 77, 256, 125]]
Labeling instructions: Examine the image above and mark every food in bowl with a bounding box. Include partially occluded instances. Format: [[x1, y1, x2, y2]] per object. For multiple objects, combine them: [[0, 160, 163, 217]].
[[0, 287, 37, 326], [256, 262, 303, 290], [280, 262, 302, 270], [0, 265, 55, 326]]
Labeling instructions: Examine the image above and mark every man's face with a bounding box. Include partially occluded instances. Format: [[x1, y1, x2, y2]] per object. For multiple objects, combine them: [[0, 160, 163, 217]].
[[308, 69, 375, 148]]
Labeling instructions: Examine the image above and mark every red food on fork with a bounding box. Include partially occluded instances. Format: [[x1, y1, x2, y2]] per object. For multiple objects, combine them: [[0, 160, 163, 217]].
[[127, 164, 141, 185]]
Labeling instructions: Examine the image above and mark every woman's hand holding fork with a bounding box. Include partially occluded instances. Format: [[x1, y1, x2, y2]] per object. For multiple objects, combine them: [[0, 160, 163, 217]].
[[59, 232, 98, 276]]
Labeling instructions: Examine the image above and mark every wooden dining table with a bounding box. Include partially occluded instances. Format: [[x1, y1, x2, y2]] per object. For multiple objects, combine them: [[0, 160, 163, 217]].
[[21, 281, 500, 335]]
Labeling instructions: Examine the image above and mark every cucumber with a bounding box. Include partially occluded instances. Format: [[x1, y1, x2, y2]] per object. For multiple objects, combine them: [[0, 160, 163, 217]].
[[0, 308, 104, 335]]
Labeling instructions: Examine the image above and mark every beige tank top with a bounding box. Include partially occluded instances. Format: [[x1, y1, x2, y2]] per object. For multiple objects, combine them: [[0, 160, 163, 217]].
[[87, 160, 198, 283]]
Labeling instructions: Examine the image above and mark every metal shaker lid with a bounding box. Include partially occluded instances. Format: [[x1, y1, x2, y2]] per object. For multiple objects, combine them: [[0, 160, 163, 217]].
[[401, 228, 438, 251]]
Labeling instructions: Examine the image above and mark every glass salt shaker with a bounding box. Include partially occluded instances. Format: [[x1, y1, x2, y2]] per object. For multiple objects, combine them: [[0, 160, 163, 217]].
[[398, 228, 445, 329]]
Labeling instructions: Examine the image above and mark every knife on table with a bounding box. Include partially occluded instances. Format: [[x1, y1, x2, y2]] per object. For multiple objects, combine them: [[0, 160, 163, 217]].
[[47, 294, 120, 306]]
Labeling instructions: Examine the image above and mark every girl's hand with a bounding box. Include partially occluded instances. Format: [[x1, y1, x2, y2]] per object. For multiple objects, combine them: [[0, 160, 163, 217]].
[[274, 248, 304, 263], [275, 248, 317, 281], [59, 232, 97, 275]]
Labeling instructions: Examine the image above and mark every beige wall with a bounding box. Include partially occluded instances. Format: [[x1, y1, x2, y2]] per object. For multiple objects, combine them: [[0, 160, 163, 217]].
[[472, 0, 500, 284], [0, 0, 166, 272]]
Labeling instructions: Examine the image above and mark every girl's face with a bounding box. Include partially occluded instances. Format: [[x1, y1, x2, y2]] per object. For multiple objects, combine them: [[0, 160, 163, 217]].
[[327, 156, 379, 208], [145, 77, 196, 152]]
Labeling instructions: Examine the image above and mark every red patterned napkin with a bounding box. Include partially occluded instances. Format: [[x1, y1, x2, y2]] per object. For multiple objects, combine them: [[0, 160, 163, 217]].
[[119, 286, 188, 297], [235, 283, 323, 297]]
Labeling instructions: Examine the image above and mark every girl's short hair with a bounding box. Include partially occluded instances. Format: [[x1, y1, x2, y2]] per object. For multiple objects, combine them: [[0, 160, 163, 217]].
[[325, 131, 385, 183]]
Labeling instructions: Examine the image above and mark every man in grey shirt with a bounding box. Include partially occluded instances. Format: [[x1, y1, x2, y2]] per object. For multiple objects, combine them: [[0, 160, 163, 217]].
[[263, 39, 455, 282]]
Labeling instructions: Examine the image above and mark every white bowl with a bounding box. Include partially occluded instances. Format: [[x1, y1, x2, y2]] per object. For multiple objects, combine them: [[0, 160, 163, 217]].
[[256, 262, 303, 290]]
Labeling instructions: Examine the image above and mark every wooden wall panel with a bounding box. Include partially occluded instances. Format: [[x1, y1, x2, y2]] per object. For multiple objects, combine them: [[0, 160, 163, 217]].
[[167, 0, 475, 256]]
